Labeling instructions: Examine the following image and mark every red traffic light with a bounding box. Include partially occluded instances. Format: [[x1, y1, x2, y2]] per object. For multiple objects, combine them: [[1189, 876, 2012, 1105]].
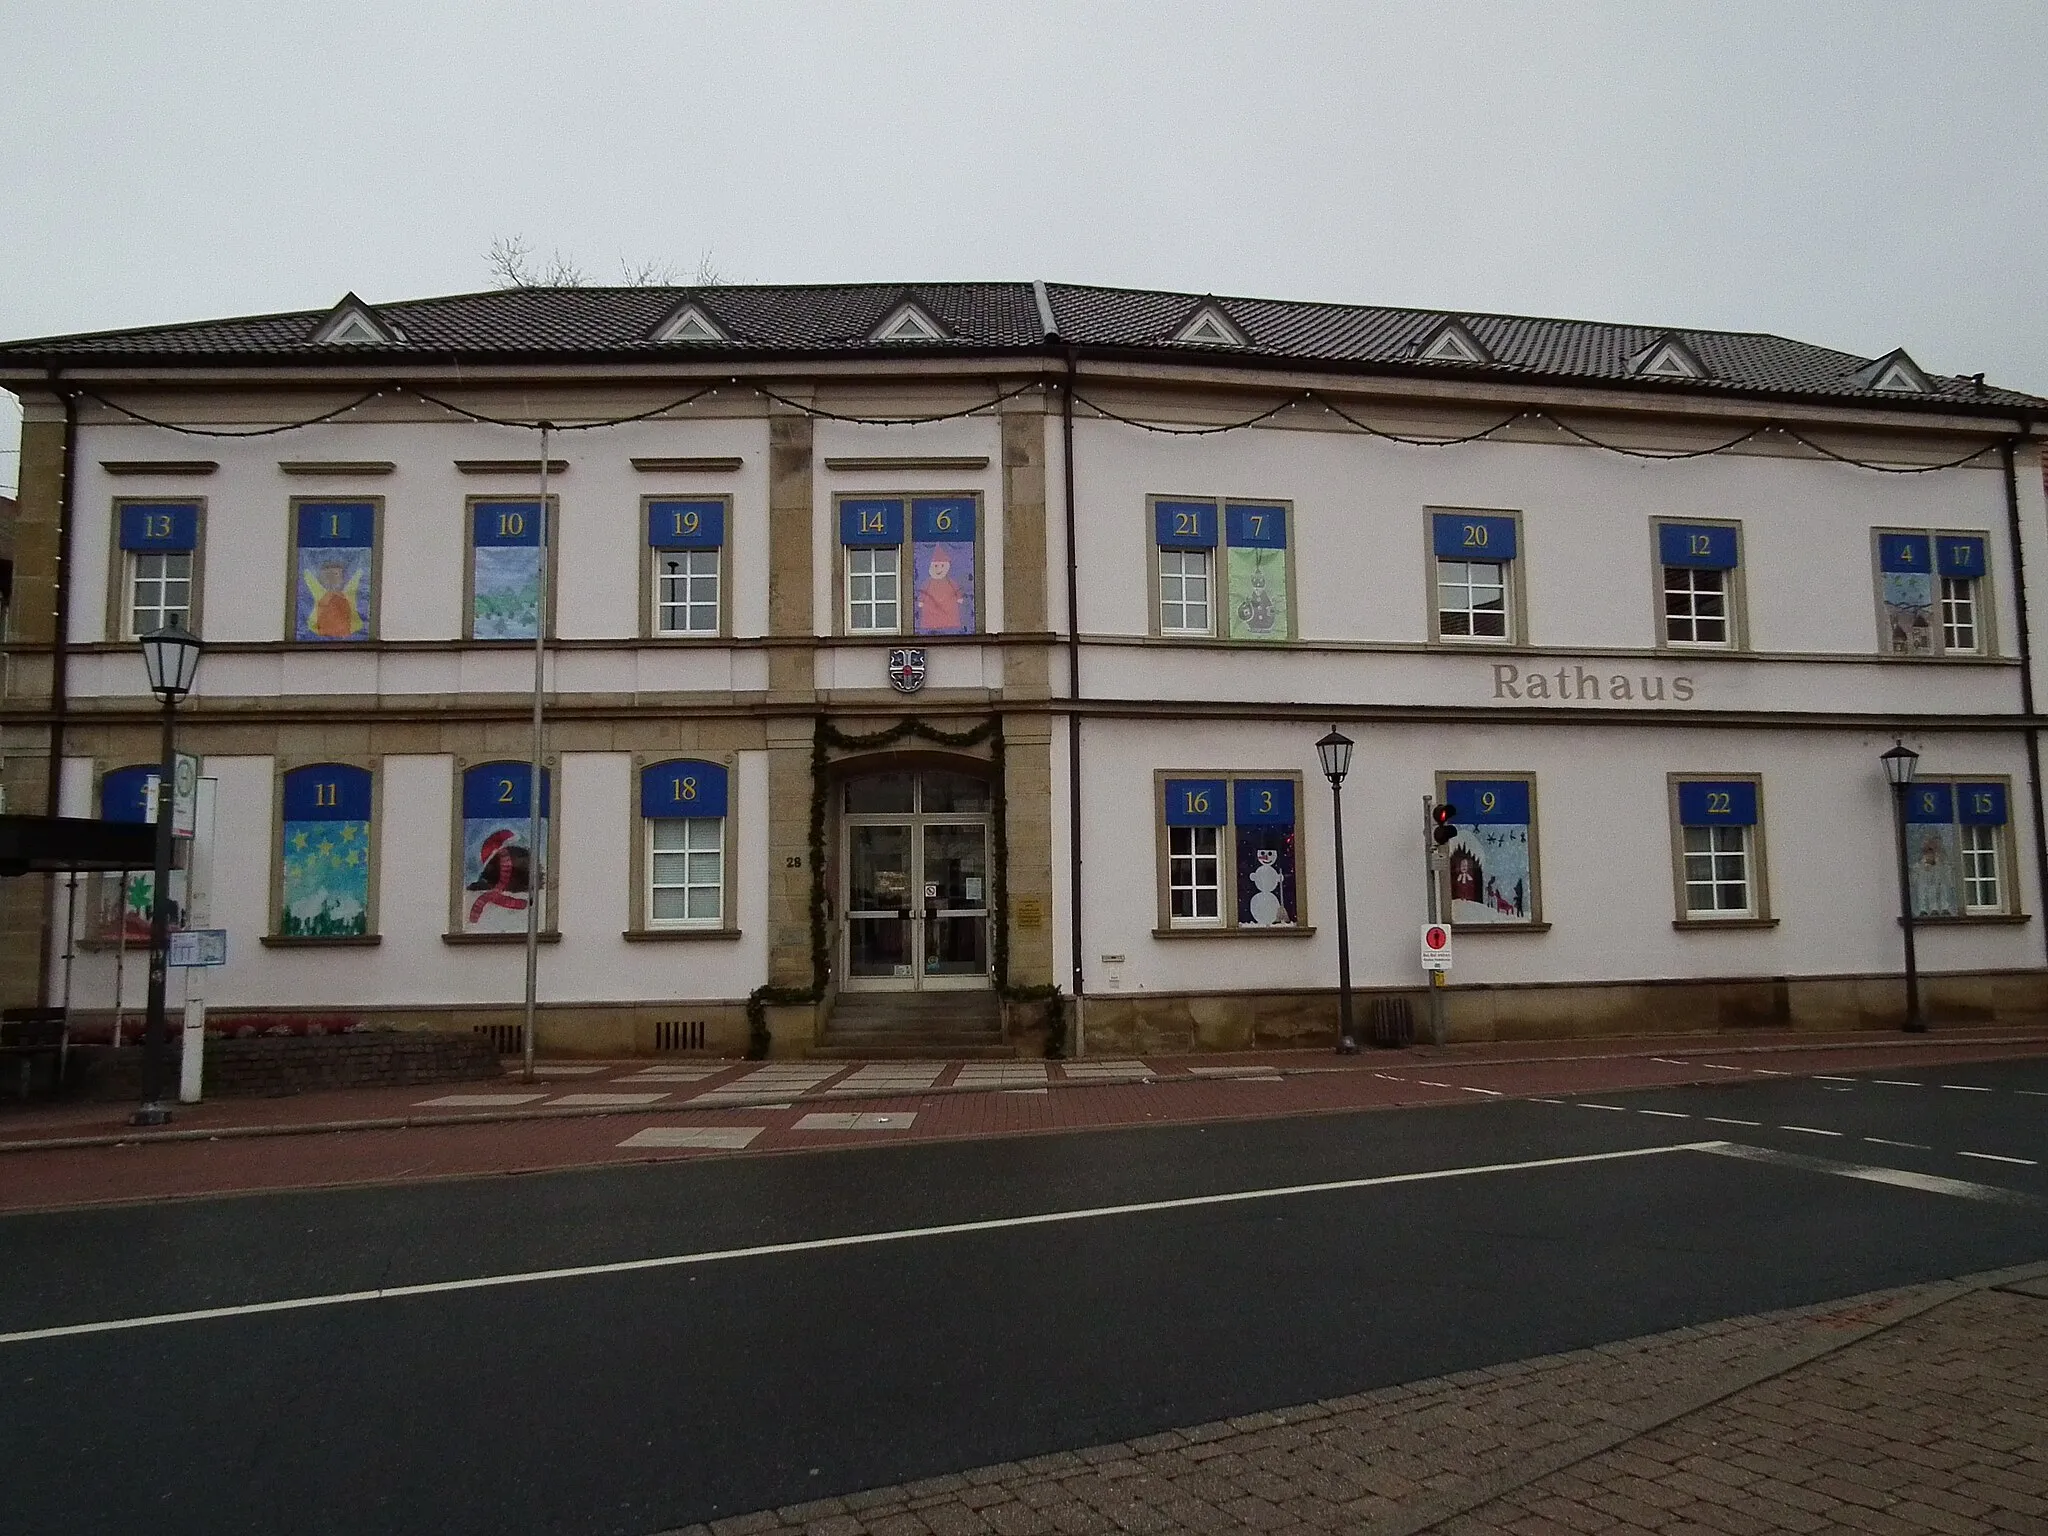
[[1432, 803, 1459, 845]]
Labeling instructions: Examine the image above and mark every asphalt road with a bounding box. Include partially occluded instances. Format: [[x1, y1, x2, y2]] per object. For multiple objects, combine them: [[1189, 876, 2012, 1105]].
[[1, 1057, 2044, 1536]]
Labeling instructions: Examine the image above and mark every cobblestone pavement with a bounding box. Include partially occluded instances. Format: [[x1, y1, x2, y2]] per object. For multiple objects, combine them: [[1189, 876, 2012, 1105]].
[[655, 1264, 2048, 1536]]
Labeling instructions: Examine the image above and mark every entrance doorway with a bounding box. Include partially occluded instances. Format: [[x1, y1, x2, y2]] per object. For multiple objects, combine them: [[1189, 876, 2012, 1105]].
[[840, 768, 991, 991]]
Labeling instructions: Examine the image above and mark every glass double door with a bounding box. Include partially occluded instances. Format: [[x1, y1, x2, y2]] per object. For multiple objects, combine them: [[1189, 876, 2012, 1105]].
[[844, 817, 990, 990]]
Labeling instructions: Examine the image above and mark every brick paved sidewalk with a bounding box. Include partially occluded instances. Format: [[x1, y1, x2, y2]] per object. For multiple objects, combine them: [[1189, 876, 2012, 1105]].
[[658, 1263, 2048, 1536]]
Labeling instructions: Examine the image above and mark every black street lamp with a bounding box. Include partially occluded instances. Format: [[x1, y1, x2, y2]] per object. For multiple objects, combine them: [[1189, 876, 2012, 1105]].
[[1880, 741, 1927, 1035], [134, 621, 203, 1126], [1316, 727, 1359, 1055]]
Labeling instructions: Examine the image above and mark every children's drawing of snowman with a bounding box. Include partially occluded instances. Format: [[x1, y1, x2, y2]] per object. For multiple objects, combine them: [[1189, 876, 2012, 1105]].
[[1246, 847, 1289, 925]]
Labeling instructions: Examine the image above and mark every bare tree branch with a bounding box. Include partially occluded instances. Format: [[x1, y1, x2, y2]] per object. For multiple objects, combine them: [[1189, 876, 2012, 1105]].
[[489, 235, 730, 289]]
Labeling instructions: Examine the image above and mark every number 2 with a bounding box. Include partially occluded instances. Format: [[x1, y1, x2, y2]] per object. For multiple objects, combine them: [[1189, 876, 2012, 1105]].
[[498, 779, 516, 804]]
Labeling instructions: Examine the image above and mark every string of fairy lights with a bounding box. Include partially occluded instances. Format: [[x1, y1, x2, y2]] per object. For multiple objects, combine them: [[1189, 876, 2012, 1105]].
[[71, 374, 2014, 474]]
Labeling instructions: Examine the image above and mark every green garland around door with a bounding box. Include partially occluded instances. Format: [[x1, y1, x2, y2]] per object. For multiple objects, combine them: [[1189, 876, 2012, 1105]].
[[744, 714, 1063, 1057]]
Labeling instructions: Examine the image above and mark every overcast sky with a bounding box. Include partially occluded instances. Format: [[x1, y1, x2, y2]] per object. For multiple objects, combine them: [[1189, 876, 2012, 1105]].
[[5, 0, 2046, 495]]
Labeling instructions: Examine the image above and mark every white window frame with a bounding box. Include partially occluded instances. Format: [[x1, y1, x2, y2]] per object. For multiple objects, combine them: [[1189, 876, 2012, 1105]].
[[647, 815, 725, 929], [1662, 565, 1731, 648], [1435, 557, 1511, 641], [845, 546, 902, 635], [1940, 575, 1980, 655], [654, 548, 721, 636], [1961, 821, 2002, 915], [1158, 546, 1214, 636], [127, 549, 194, 639], [1681, 823, 1754, 918], [1166, 823, 1223, 927]]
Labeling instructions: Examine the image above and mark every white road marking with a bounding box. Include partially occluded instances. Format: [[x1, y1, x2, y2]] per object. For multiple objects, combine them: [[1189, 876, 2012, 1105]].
[[549, 1093, 669, 1108], [1417, 1080, 1457, 1089], [1637, 1109, 1690, 1119], [1579, 1103, 1629, 1112], [1700, 1064, 1743, 1072], [1751, 1069, 1789, 1076], [1873, 1080, 1921, 1087], [526, 1066, 610, 1078], [0, 1143, 1722, 1347], [1703, 1143, 2043, 1208], [1864, 1137, 1930, 1150], [1941, 1084, 1993, 1093], [1457, 1086, 1503, 1096], [2018, 1090, 2048, 1098], [1706, 1117, 1762, 1127], [793, 1111, 917, 1131], [1958, 1151, 2038, 1167], [1781, 1126, 1844, 1138], [414, 1094, 547, 1108], [1529, 1098, 1565, 1105], [1812, 1076, 1854, 1083], [618, 1127, 763, 1150], [1649, 1058, 1689, 1066]]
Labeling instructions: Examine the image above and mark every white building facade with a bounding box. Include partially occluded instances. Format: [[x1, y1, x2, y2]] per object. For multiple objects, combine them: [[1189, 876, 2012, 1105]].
[[2, 283, 2044, 1055]]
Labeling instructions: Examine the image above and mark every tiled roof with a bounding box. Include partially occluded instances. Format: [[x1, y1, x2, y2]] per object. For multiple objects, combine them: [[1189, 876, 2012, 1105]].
[[2, 281, 2038, 411]]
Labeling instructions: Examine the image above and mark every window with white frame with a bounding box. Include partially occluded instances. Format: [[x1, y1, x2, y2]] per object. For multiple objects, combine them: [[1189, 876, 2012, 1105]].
[[1900, 779, 2012, 918], [1656, 522, 1741, 648], [641, 760, 730, 929], [1877, 531, 1989, 657], [646, 498, 726, 637], [847, 547, 899, 633], [1674, 779, 1764, 920], [115, 501, 201, 639], [1431, 511, 1517, 642], [129, 551, 194, 636], [1167, 824, 1221, 923], [1159, 774, 1302, 932], [655, 550, 720, 634], [1158, 547, 1212, 635]]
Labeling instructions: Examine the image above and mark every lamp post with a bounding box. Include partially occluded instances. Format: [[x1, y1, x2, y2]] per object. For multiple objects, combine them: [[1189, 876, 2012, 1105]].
[[1880, 742, 1927, 1035], [1316, 727, 1359, 1054], [135, 621, 203, 1126]]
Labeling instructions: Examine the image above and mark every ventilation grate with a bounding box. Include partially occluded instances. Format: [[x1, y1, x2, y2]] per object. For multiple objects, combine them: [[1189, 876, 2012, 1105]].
[[655, 1018, 707, 1052], [473, 1023, 523, 1055]]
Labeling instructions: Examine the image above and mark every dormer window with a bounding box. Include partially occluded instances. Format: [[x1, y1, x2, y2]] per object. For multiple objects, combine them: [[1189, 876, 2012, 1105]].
[[1629, 335, 1707, 380], [1852, 349, 1933, 394], [310, 293, 401, 346], [650, 302, 727, 344], [1416, 319, 1490, 365], [872, 301, 947, 343], [1172, 304, 1248, 348]]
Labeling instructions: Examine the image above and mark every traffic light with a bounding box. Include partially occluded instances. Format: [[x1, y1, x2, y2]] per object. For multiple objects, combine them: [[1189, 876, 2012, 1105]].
[[1432, 802, 1459, 846]]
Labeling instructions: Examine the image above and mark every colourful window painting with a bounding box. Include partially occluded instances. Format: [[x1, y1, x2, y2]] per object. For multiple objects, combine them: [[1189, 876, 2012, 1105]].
[[1901, 780, 2007, 918], [471, 500, 547, 640], [278, 765, 373, 937], [1232, 778, 1297, 927], [95, 765, 181, 942], [912, 497, 976, 635], [294, 500, 375, 642], [1225, 502, 1289, 641], [1441, 778, 1536, 925], [1879, 533, 1934, 656], [460, 762, 550, 933]]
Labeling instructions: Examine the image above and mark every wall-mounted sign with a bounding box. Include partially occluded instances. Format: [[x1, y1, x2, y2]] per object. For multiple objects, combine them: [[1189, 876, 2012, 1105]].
[[1015, 896, 1045, 930]]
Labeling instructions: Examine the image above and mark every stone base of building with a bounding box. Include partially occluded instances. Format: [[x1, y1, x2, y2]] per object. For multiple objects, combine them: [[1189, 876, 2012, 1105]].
[[77, 1030, 503, 1100], [1075, 968, 2048, 1055]]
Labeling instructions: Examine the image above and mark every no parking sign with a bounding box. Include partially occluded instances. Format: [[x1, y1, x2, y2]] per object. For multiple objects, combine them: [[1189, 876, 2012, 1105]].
[[1420, 923, 1453, 972]]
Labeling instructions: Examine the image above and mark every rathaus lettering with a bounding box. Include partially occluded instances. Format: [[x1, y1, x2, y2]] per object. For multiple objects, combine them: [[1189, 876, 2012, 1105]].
[[1492, 662, 1696, 703]]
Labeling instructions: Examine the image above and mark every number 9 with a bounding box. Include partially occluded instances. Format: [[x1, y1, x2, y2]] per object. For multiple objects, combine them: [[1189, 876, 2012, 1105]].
[[1480, 791, 1496, 812]]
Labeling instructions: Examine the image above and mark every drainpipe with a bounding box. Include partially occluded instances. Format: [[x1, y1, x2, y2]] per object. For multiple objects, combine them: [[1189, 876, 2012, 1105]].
[[1999, 434, 2048, 963], [1061, 347, 1085, 1051], [38, 379, 78, 1002]]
